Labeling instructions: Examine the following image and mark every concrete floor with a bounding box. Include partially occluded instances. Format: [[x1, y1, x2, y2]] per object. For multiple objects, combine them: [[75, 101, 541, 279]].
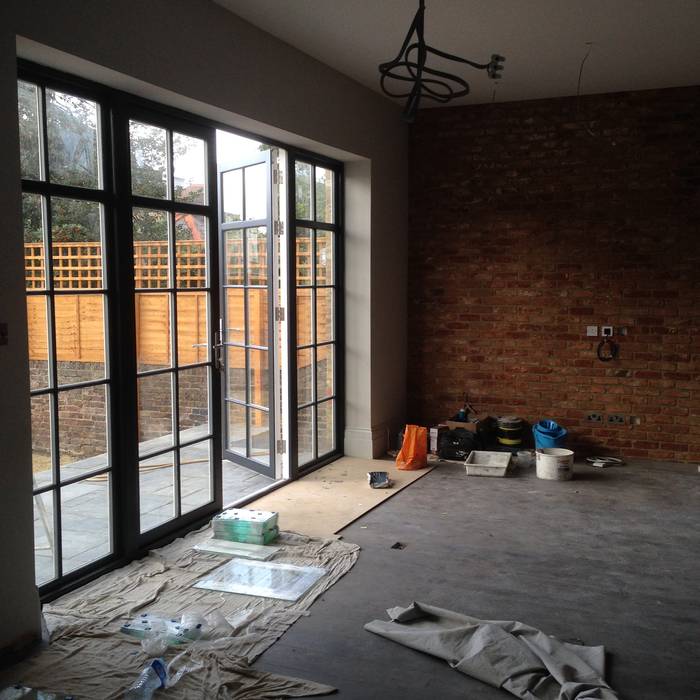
[[253, 460, 700, 699]]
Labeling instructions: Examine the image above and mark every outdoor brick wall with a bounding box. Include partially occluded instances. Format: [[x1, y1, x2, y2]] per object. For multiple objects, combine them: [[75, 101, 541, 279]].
[[408, 86, 700, 462], [30, 361, 210, 462]]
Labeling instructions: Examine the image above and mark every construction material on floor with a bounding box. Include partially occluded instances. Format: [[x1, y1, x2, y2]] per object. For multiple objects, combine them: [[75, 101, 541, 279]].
[[365, 601, 619, 700], [192, 538, 279, 560], [367, 471, 391, 488], [496, 416, 524, 446], [0, 688, 74, 699], [194, 559, 327, 601], [586, 456, 624, 468], [121, 613, 203, 646], [396, 424, 428, 470], [464, 450, 512, 477], [0, 528, 357, 699], [247, 456, 434, 538], [438, 427, 480, 461], [536, 448, 575, 480], [533, 419, 568, 448], [211, 507, 279, 545], [516, 449, 534, 468]]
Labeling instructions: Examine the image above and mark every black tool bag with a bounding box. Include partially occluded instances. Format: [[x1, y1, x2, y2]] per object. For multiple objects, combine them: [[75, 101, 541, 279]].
[[438, 428, 480, 461]]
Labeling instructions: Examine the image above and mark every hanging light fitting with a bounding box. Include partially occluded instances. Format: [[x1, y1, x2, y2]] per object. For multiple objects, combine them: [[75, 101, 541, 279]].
[[378, 0, 505, 122]]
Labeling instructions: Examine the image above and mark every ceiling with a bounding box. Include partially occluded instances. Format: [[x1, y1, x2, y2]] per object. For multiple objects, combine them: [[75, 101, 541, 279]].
[[214, 0, 700, 108]]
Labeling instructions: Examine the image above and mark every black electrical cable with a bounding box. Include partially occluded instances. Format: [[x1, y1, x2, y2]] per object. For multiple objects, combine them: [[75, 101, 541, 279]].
[[597, 337, 619, 362]]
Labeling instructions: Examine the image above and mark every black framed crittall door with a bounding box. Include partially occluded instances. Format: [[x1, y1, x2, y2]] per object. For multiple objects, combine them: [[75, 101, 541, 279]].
[[287, 154, 344, 474], [18, 61, 344, 597], [115, 105, 222, 546], [219, 151, 276, 477], [19, 63, 222, 596]]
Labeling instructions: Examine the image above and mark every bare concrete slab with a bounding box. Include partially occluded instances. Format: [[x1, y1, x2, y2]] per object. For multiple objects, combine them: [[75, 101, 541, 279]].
[[253, 460, 700, 699]]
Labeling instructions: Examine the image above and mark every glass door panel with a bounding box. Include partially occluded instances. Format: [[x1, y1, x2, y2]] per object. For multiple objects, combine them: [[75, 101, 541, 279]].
[[127, 113, 219, 537], [19, 68, 223, 595], [20, 79, 115, 589], [291, 158, 340, 470], [220, 153, 275, 477]]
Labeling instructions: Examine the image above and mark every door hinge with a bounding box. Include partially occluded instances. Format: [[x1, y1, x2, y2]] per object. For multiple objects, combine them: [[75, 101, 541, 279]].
[[276, 439, 287, 454], [274, 307, 285, 322], [273, 220, 283, 236]]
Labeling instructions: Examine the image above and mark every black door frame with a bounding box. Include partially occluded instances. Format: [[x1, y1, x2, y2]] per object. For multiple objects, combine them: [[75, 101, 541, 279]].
[[286, 152, 345, 479], [112, 101, 222, 553]]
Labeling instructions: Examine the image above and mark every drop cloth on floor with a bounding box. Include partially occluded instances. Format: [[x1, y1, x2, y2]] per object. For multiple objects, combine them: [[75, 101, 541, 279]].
[[0, 529, 359, 699], [365, 601, 619, 700]]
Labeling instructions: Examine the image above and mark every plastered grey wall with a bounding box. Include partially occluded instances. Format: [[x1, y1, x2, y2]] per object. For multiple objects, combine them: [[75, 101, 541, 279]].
[[0, 0, 407, 649]]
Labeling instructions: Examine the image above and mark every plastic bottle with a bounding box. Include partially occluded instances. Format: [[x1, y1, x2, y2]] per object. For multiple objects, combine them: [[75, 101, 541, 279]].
[[124, 658, 167, 699]]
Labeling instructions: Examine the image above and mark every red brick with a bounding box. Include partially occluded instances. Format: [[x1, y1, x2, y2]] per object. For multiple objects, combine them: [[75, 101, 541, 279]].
[[407, 86, 700, 463]]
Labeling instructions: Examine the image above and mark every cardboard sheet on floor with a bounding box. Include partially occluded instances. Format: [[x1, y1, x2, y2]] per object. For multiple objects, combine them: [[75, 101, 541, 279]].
[[0, 529, 358, 699], [365, 602, 619, 700], [194, 559, 326, 600], [248, 456, 434, 537]]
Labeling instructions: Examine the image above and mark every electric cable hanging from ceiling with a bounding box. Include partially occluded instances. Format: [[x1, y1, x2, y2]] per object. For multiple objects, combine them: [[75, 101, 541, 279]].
[[378, 0, 505, 122]]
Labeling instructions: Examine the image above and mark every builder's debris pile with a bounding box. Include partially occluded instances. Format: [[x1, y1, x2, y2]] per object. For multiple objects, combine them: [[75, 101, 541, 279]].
[[394, 392, 624, 481]]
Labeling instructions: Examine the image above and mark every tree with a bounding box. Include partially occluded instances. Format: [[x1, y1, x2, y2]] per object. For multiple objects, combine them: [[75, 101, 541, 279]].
[[18, 81, 206, 245]]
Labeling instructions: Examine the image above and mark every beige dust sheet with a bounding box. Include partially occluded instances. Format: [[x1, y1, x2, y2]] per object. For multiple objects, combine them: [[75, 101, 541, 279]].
[[0, 530, 359, 699], [248, 456, 433, 538]]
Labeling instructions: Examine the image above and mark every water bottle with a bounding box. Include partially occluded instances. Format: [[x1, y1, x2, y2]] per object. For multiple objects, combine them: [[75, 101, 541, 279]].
[[124, 657, 167, 699]]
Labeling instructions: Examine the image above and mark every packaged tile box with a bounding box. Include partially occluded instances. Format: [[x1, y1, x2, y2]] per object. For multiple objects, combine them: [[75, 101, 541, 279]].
[[211, 508, 279, 545]]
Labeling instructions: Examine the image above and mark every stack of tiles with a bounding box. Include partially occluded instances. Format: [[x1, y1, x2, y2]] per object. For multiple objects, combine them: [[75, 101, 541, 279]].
[[211, 508, 279, 545]]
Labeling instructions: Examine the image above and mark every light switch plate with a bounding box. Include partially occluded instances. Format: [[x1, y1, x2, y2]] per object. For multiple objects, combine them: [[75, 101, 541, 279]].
[[586, 325, 598, 337]]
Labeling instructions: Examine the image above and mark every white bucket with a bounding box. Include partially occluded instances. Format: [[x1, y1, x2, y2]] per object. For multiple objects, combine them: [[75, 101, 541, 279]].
[[536, 448, 574, 481]]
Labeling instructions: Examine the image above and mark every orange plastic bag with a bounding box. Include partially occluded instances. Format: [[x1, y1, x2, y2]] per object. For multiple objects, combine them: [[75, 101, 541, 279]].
[[396, 425, 428, 470]]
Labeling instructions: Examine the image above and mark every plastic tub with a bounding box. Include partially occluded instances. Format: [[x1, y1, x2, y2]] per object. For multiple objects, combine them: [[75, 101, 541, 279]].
[[533, 420, 568, 449], [536, 448, 574, 481]]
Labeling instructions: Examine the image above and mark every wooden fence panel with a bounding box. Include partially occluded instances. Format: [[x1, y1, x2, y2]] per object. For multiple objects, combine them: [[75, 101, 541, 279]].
[[25, 240, 321, 368]]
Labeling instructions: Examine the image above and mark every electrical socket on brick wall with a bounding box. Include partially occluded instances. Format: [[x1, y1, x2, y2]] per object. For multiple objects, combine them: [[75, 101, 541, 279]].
[[587, 413, 603, 422], [607, 414, 626, 424]]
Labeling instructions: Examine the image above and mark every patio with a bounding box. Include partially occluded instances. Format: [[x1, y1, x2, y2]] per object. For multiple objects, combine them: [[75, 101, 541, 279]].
[[33, 428, 275, 586]]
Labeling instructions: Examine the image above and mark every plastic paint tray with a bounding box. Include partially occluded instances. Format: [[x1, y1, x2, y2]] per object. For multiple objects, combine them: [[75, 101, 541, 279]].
[[194, 558, 326, 601], [465, 450, 512, 477], [194, 538, 280, 560]]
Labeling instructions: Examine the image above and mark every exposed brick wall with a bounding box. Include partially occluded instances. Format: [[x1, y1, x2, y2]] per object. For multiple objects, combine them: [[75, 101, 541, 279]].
[[30, 361, 210, 462], [408, 86, 700, 463]]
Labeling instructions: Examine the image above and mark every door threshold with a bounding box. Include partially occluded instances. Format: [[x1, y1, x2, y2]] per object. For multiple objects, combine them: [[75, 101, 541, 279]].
[[223, 476, 291, 510]]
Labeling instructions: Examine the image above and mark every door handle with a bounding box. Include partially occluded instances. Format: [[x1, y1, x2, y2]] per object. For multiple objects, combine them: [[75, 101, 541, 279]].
[[213, 329, 225, 372]]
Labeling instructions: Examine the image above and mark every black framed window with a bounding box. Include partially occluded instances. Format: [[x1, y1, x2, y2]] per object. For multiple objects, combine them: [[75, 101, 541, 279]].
[[124, 110, 219, 536], [19, 77, 115, 587], [290, 157, 343, 471]]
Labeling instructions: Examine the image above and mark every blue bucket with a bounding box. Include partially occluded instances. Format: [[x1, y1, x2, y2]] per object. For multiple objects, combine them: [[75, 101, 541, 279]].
[[533, 420, 568, 449]]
